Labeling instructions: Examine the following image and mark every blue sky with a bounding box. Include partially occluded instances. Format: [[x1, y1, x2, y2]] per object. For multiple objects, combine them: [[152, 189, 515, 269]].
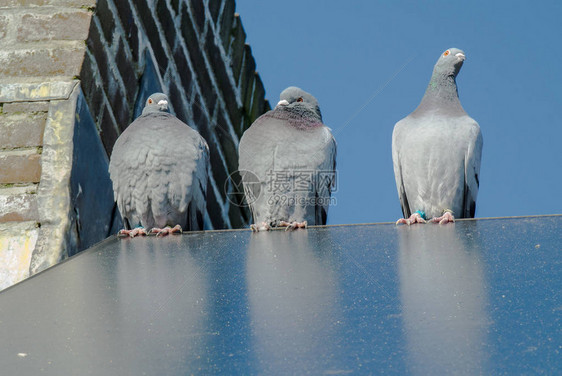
[[234, 1, 562, 225]]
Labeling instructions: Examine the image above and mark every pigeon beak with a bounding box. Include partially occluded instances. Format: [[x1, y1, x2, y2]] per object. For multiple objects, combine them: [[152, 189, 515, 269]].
[[455, 53, 466, 61], [158, 100, 169, 110], [276, 99, 289, 107]]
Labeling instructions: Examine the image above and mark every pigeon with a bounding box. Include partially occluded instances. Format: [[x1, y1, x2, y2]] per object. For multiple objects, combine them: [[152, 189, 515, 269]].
[[392, 48, 483, 225], [109, 92, 209, 237], [238, 86, 337, 231]]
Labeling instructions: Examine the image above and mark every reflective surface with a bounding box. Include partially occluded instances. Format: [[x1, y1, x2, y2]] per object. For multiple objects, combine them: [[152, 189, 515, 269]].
[[0, 216, 560, 375]]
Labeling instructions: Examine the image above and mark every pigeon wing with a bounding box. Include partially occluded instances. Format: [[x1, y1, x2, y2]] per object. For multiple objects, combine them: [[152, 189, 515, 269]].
[[462, 119, 483, 218], [392, 117, 413, 218], [238, 114, 277, 224], [312, 129, 337, 225]]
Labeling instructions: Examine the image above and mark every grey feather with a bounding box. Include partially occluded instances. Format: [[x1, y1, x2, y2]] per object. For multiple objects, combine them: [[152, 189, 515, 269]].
[[109, 93, 209, 231], [239, 87, 337, 227], [392, 48, 483, 220]]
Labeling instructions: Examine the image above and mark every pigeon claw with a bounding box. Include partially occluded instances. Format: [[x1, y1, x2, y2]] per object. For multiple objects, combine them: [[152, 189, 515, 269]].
[[396, 212, 426, 225], [250, 222, 271, 232], [118, 227, 148, 238], [148, 224, 183, 237], [431, 211, 455, 224], [279, 220, 308, 231]]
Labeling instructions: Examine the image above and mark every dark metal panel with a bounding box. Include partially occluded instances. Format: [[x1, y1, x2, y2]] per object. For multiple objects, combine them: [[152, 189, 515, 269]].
[[70, 90, 122, 253], [0, 216, 560, 375]]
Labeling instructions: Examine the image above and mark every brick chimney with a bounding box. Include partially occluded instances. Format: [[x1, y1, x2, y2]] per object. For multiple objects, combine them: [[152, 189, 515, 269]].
[[0, 0, 269, 290]]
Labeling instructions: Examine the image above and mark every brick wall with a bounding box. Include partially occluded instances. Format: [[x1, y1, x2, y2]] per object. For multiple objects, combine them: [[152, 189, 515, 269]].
[[0, 0, 269, 290], [80, 0, 269, 230]]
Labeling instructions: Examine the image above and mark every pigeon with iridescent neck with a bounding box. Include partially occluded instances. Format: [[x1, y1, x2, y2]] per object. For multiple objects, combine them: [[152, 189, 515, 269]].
[[239, 86, 337, 231], [109, 92, 209, 237], [392, 48, 483, 225]]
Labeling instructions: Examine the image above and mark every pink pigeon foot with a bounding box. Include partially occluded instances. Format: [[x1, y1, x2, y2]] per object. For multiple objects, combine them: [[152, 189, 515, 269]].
[[148, 224, 183, 237], [431, 211, 455, 224], [118, 227, 148, 238], [250, 222, 271, 232], [279, 220, 308, 231], [396, 212, 426, 225]]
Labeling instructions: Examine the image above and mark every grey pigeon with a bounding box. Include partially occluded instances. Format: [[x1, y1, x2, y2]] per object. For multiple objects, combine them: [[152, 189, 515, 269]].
[[238, 86, 337, 231], [392, 48, 483, 225], [109, 93, 209, 237]]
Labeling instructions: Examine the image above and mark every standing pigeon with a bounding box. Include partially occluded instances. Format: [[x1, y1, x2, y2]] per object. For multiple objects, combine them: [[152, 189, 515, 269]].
[[239, 86, 337, 231], [109, 92, 209, 237], [392, 48, 483, 225]]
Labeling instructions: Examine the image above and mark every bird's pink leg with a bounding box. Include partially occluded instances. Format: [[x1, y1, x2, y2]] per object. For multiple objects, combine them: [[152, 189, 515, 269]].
[[118, 227, 148, 238], [148, 224, 183, 237], [396, 212, 426, 225], [431, 211, 455, 224], [250, 222, 271, 232], [279, 220, 308, 231]]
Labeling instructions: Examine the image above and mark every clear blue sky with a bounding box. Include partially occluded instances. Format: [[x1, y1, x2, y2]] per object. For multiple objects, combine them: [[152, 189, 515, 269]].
[[234, 1, 562, 225]]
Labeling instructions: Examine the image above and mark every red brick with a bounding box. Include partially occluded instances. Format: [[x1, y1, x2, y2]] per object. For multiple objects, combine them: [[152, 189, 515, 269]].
[[17, 11, 92, 42], [0, 192, 38, 222], [0, 46, 86, 77], [0, 113, 46, 149], [0, 152, 42, 184], [2, 1, 94, 5]]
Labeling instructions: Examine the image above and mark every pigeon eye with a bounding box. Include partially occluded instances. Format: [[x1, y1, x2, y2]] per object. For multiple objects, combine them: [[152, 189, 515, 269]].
[[296, 97, 303, 102], [443, 50, 450, 57], [148, 98, 153, 104]]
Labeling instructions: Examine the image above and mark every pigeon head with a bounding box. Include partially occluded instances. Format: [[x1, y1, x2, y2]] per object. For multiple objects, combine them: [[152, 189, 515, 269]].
[[142, 93, 170, 115], [432, 48, 466, 78], [276, 86, 323, 121], [415, 48, 467, 114]]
